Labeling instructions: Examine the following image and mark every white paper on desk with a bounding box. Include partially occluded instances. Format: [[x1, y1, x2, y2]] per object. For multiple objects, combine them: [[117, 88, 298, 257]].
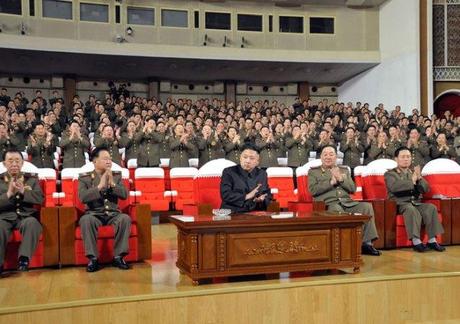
[[171, 215, 195, 222], [271, 212, 294, 219], [432, 194, 447, 199]]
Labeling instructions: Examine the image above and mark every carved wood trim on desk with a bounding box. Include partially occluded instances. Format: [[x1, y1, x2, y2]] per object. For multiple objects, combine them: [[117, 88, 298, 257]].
[[170, 212, 369, 284]]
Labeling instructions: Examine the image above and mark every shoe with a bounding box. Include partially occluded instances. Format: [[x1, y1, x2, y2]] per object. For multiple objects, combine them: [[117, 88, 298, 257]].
[[86, 258, 100, 272], [413, 243, 427, 252], [112, 257, 130, 270], [427, 242, 446, 252], [361, 244, 381, 256], [17, 256, 29, 271]]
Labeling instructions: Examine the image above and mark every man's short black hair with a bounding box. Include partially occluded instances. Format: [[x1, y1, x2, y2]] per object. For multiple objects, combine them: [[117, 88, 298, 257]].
[[320, 145, 337, 154], [241, 143, 260, 154], [394, 146, 411, 158], [90, 147, 110, 161], [3, 149, 24, 161]]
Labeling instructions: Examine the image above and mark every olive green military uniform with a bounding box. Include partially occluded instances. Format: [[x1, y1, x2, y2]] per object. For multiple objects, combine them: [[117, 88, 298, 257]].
[[159, 133, 172, 159], [27, 136, 57, 168], [285, 136, 313, 167], [275, 134, 287, 158], [137, 131, 163, 167], [308, 166, 379, 243], [255, 138, 279, 168], [197, 136, 225, 167], [0, 172, 44, 265], [239, 129, 257, 144], [11, 122, 27, 151], [368, 143, 396, 161], [60, 134, 90, 168], [0, 135, 20, 161], [340, 140, 364, 169], [94, 138, 123, 165], [119, 132, 142, 162], [314, 140, 336, 156], [430, 145, 457, 160], [384, 168, 444, 240], [362, 138, 376, 165], [169, 136, 196, 168], [223, 140, 242, 164], [408, 141, 430, 167], [78, 171, 131, 259]]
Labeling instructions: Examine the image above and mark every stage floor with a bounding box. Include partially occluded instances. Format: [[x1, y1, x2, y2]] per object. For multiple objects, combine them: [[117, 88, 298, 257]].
[[1, 224, 460, 316]]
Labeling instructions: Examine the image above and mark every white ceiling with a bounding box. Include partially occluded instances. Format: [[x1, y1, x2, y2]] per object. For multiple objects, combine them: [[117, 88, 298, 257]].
[[0, 48, 377, 84]]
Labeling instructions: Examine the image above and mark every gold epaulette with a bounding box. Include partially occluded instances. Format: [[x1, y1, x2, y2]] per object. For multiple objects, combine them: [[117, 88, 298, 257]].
[[310, 166, 321, 170], [23, 172, 38, 178], [112, 171, 122, 175], [79, 172, 93, 178]]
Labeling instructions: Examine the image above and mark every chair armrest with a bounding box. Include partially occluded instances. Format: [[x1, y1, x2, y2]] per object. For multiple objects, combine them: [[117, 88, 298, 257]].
[[129, 191, 142, 204], [59, 206, 78, 265], [384, 199, 398, 249], [131, 204, 151, 260], [40, 207, 59, 266], [312, 201, 326, 211], [271, 188, 279, 195]]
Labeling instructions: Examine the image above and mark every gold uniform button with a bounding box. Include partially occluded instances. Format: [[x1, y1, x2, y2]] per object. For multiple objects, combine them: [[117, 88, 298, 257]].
[[16, 195, 20, 199], [16, 209, 20, 213], [105, 205, 109, 209]]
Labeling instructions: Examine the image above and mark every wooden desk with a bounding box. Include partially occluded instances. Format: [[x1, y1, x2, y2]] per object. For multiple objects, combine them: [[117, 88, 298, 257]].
[[170, 211, 370, 284]]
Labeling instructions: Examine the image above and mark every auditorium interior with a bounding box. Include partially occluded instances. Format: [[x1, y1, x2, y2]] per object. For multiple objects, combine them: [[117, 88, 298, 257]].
[[1, 0, 460, 323]]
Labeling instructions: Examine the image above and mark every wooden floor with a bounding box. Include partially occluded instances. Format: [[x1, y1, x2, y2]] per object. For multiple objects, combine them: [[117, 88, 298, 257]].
[[1, 224, 460, 323]]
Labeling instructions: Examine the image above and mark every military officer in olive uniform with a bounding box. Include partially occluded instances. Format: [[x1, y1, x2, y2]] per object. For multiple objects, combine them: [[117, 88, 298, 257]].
[[0, 150, 44, 272], [197, 125, 225, 167], [137, 118, 163, 167], [78, 147, 131, 272], [308, 145, 381, 256], [157, 122, 171, 160], [406, 128, 430, 167], [286, 126, 313, 168], [223, 127, 242, 164], [255, 126, 279, 169], [340, 127, 364, 172], [27, 122, 57, 168], [169, 124, 195, 168], [384, 147, 445, 252], [119, 121, 141, 162], [94, 125, 123, 165], [0, 123, 20, 161], [368, 132, 396, 161], [60, 121, 90, 168]]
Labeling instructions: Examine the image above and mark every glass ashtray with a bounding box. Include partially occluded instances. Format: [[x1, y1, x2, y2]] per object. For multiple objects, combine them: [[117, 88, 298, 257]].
[[212, 209, 232, 218]]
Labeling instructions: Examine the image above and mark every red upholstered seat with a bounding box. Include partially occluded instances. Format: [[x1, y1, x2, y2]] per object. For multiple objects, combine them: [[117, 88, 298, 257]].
[[134, 167, 170, 211], [182, 159, 236, 215], [351, 165, 365, 201], [287, 159, 322, 212], [61, 168, 80, 206], [38, 168, 58, 207], [266, 167, 297, 209], [170, 167, 198, 211]]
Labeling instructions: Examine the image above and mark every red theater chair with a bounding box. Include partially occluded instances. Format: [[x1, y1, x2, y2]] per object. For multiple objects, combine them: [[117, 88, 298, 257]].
[[266, 167, 297, 209], [134, 167, 170, 212], [420, 158, 459, 245], [287, 159, 325, 212], [37, 168, 59, 207], [363, 159, 445, 248], [351, 165, 365, 201], [59, 162, 151, 266], [1, 162, 59, 270], [60, 168, 80, 206], [182, 159, 236, 215], [169, 167, 198, 211], [361, 159, 397, 249]]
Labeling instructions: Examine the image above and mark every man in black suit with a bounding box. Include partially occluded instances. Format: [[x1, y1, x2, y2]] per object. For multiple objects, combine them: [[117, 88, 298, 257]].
[[220, 143, 272, 213]]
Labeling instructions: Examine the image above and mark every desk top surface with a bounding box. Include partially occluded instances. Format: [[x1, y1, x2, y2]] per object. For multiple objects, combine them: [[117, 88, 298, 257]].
[[169, 211, 370, 229]]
